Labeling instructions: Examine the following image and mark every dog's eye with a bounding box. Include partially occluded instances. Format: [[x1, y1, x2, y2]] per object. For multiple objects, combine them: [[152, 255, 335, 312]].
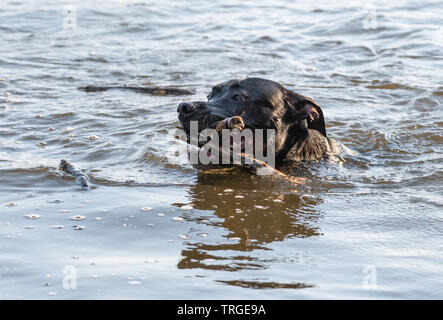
[[231, 93, 247, 102]]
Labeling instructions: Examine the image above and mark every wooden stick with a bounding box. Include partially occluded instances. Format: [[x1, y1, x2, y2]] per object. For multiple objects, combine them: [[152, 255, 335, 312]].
[[191, 142, 305, 185], [225, 149, 306, 185], [59, 159, 91, 189], [205, 118, 306, 185], [78, 85, 193, 96]]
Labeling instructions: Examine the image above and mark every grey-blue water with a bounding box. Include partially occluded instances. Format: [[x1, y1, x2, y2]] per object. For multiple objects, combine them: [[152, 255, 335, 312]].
[[0, 0, 442, 299]]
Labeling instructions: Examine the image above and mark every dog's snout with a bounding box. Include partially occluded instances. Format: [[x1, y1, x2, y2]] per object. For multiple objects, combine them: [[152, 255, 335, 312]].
[[177, 102, 195, 114]]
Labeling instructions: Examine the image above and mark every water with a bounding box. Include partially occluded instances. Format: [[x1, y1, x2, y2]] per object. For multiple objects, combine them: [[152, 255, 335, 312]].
[[0, 0, 442, 299]]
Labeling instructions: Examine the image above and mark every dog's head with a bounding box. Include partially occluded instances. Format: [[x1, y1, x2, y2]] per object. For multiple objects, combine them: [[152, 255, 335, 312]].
[[177, 77, 326, 165]]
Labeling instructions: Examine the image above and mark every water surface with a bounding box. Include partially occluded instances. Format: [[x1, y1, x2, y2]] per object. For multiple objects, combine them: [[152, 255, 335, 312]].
[[0, 0, 442, 299]]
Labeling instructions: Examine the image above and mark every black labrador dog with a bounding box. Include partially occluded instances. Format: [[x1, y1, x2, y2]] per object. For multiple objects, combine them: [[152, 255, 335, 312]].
[[177, 77, 344, 170]]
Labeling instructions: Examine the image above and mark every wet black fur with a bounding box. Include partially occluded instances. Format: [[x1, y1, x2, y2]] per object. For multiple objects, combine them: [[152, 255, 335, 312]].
[[177, 77, 331, 167]]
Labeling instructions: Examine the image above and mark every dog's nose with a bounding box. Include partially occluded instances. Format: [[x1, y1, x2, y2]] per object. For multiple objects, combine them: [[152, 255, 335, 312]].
[[177, 102, 195, 114]]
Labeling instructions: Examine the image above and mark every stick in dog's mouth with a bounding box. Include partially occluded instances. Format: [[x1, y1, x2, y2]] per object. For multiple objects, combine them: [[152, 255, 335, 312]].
[[206, 115, 250, 155], [182, 116, 306, 185]]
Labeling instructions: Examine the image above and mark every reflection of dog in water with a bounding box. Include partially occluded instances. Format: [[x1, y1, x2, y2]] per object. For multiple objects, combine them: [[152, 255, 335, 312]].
[[175, 173, 322, 279]]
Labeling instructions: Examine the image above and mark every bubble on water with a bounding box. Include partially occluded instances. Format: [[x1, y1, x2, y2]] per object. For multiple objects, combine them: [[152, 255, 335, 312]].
[[24, 225, 34, 229], [197, 233, 208, 237], [87, 135, 98, 140], [71, 215, 85, 221], [172, 217, 183, 221], [128, 281, 141, 285], [140, 207, 152, 211], [59, 210, 70, 213], [25, 213, 40, 220], [235, 208, 243, 213], [101, 209, 109, 213], [180, 204, 193, 210], [179, 234, 190, 239], [147, 223, 154, 227], [144, 259, 158, 264], [51, 225, 64, 229], [234, 195, 244, 198], [228, 237, 241, 241], [224, 189, 234, 192], [6, 202, 16, 207], [95, 217, 102, 221], [273, 199, 283, 202], [62, 127, 74, 133], [37, 142, 47, 147], [73, 225, 84, 230], [254, 205, 269, 209], [156, 213, 165, 217]]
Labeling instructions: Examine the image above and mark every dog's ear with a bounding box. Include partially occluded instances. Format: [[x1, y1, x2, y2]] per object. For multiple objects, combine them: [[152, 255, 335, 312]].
[[285, 91, 327, 137], [301, 96, 326, 137]]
